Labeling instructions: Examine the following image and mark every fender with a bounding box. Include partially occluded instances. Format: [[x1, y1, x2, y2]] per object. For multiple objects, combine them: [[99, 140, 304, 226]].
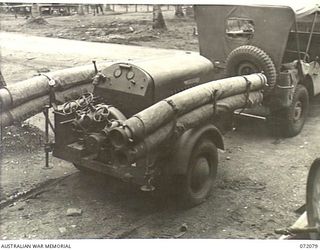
[[168, 123, 224, 175], [301, 74, 315, 97], [308, 73, 320, 96], [302, 61, 320, 96]]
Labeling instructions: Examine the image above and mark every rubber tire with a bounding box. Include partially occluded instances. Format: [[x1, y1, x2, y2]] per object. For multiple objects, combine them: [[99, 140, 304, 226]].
[[280, 85, 309, 137], [225, 45, 277, 92], [306, 158, 320, 240], [176, 139, 218, 207]]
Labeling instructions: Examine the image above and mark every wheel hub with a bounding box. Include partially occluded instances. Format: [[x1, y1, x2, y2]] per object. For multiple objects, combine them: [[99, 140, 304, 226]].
[[237, 62, 258, 75], [293, 101, 303, 121], [191, 156, 210, 192]]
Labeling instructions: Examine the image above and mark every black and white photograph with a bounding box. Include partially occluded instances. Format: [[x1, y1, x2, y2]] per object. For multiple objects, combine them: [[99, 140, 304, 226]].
[[0, 0, 319, 248]]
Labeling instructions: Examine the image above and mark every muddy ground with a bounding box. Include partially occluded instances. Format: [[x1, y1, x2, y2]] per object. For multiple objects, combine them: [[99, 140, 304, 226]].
[[1, 8, 320, 240]]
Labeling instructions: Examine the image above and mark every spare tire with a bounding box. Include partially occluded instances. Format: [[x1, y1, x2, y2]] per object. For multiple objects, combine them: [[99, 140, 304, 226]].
[[225, 45, 277, 93]]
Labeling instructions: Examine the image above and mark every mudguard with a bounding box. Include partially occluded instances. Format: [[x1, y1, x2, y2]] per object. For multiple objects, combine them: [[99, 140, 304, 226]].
[[308, 61, 320, 96], [168, 123, 224, 175]]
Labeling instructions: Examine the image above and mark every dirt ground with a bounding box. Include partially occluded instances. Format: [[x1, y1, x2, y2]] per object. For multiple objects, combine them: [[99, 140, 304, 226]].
[[1, 9, 320, 240], [0, 8, 198, 51]]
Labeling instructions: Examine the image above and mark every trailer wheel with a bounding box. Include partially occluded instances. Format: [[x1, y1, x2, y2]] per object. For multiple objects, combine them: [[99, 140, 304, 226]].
[[279, 85, 309, 137], [177, 138, 218, 207], [306, 158, 320, 240], [225, 45, 276, 92]]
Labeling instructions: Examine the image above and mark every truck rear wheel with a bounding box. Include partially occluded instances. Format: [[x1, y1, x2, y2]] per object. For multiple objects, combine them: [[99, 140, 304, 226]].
[[280, 85, 309, 137], [225, 45, 277, 92], [176, 138, 218, 207]]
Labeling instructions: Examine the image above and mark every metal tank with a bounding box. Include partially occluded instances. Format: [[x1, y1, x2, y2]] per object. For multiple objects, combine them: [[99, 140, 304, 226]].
[[93, 52, 213, 117]]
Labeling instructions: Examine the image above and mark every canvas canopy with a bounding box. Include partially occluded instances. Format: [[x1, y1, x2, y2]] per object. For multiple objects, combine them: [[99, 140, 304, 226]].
[[195, 5, 296, 71], [195, 1, 319, 72]]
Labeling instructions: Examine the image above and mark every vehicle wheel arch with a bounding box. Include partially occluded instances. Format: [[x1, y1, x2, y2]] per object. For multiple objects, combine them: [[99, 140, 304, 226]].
[[168, 123, 224, 176]]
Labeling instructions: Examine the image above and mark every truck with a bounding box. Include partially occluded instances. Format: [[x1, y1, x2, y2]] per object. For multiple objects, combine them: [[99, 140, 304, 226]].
[[195, 3, 320, 137]]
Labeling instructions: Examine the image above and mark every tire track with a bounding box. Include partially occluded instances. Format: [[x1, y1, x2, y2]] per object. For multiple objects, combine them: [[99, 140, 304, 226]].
[[0, 172, 74, 209]]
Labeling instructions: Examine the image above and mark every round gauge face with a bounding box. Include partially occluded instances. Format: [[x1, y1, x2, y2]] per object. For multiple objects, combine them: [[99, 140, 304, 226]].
[[126, 70, 135, 80], [114, 68, 122, 78], [306, 158, 320, 240]]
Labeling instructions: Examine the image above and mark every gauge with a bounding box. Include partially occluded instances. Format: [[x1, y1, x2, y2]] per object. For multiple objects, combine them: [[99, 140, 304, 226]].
[[126, 71, 135, 80], [114, 68, 122, 78]]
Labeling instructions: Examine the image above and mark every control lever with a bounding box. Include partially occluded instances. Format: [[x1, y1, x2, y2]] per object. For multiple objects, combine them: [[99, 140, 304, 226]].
[[92, 60, 98, 74]]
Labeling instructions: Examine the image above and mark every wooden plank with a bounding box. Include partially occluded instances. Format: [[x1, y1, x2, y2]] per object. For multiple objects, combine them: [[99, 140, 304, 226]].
[[279, 211, 308, 240]]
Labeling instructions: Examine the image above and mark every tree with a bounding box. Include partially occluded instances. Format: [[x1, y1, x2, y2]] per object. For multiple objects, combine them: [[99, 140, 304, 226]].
[[0, 71, 6, 87], [78, 5, 84, 15], [175, 5, 184, 17], [152, 5, 167, 30], [31, 3, 40, 17], [105, 4, 112, 11]]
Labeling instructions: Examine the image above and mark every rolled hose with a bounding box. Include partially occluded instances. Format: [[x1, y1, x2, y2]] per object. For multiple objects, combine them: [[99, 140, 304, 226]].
[[0, 62, 113, 111], [109, 74, 267, 149], [0, 83, 93, 127], [113, 91, 264, 165]]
